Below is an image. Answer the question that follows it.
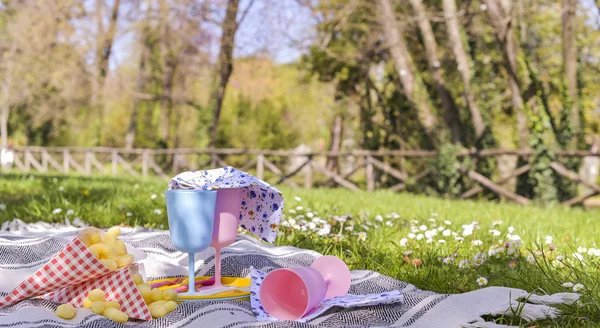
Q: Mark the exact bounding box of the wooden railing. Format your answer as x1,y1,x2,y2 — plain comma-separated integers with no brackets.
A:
3,146,600,206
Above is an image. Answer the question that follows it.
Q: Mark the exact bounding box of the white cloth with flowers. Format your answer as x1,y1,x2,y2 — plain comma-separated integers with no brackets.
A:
0,221,581,328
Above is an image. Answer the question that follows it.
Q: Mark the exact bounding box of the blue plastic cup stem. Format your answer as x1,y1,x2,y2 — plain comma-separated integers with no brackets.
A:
165,189,218,296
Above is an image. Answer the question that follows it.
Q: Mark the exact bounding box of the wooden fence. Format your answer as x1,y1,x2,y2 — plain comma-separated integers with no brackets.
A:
3,146,600,206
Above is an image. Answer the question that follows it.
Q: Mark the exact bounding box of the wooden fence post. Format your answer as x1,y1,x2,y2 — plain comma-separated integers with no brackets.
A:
256,153,264,180
366,155,374,192
142,149,149,177
112,150,118,176
63,149,70,173
304,156,313,189
84,152,92,174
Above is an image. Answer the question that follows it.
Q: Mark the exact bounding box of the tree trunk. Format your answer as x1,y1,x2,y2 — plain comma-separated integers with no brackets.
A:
94,0,121,146
485,0,529,149
207,0,240,148
409,0,462,145
326,113,344,172
562,0,579,138
376,0,438,145
125,41,148,150
442,0,486,140
158,0,176,148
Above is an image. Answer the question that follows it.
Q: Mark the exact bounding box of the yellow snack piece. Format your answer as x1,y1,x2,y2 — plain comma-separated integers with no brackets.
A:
89,243,118,261
116,254,134,268
103,307,129,323
88,247,99,259
162,288,177,301
88,289,105,302
80,235,91,247
131,273,144,285
150,305,168,318
104,234,117,248
105,301,121,310
90,233,103,245
91,301,105,315
137,283,151,299
150,288,163,302
100,259,117,271
149,300,166,308
106,226,121,238
143,296,153,306
114,240,127,256
164,300,177,312
82,297,93,309
55,303,76,319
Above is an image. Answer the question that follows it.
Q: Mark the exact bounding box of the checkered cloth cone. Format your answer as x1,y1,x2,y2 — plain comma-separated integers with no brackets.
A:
44,266,152,320
0,237,112,307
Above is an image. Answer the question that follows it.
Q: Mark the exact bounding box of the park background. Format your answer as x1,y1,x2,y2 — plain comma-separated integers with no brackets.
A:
1,0,600,326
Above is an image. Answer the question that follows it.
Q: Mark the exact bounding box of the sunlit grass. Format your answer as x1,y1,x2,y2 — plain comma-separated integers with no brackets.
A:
0,172,599,326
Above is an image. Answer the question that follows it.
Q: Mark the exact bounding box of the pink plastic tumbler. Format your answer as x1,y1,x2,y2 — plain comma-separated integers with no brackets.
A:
260,255,351,321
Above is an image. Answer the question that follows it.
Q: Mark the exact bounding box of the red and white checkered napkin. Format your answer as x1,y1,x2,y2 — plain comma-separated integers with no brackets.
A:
0,237,111,307
44,267,152,320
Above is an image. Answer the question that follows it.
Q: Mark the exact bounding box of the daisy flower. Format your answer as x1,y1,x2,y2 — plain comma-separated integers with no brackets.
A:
126,212,133,217
472,240,483,246
66,209,74,216
438,239,446,244
150,194,157,200
444,220,452,225
374,215,383,222
52,208,62,215
508,260,517,269
573,283,584,292
562,282,574,288
526,254,535,263
403,250,413,256
386,221,393,227
153,209,162,215
458,259,470,269
408,233,416,239
476,277,488,286
442,257,453,264
0,203,6,211
399,238,408,246
358,232,367,242
294,196,302,201
442,229,451,237
474,257,485,267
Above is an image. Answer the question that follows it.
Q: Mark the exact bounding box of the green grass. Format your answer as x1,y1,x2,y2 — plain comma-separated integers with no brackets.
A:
1,172,599,327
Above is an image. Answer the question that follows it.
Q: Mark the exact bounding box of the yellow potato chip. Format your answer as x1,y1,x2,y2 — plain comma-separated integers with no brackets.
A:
116,254,134,268
88,289,105,302
131,273,144,285
162,288,177,301
105,301,121,310
103,308,128,323
91,301,105,315
55,303,76,319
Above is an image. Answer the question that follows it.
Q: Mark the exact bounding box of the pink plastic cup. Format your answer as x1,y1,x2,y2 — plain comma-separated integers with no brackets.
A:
260,255,351,321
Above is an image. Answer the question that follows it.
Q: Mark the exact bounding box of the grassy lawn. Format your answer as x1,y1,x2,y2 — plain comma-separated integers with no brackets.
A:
1,172,599,327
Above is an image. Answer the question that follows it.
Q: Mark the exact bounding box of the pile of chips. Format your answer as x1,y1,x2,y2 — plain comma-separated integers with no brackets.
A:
81,226,134,271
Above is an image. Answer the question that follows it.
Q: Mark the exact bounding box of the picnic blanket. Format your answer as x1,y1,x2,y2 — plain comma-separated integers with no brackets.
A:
0,221,579,328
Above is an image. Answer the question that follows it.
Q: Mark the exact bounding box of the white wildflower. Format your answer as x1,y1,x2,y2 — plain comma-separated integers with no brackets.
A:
527,254,535,263
399,238,408,246
493,220,502,226
306,212,314,219
425,230,436,239
474,257,485,267
562,282,574,288
153,209,162,215
572,252,584,261
426,238,433,244
577,246,588,254
416,234,424,241
404,250,413,256
458,259,470,269
386,221,393,227
126,212,133,217
66,209,74,216
419,225,427,231
288,209,297,214
58,186,64,191
150,194,157,200
443,229,451,237
308,222,317,230
318,226,331,236
52,208,62,215
444,220,452,225
476,277,488,286
438,239,446,244
345,225,354,231
296,206,303,211
573,283,584,292
374,215,383,222
0,204,6,211
408,233,416,239
358,232,367,241
545,236,553,245
507,226,515,233
294,196,302,202
472,240,483,246
455,236,464,242
489,229,501,236
442,257,453,264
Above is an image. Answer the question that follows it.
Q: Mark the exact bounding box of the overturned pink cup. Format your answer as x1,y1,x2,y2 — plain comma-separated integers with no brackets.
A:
259,255,351,321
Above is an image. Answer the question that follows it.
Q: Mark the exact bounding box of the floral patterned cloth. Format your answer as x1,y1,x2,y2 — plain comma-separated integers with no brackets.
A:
249,267,404,322
168,167,284,243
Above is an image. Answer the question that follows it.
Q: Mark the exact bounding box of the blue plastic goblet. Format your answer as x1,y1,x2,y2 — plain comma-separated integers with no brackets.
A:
165,189,218,296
